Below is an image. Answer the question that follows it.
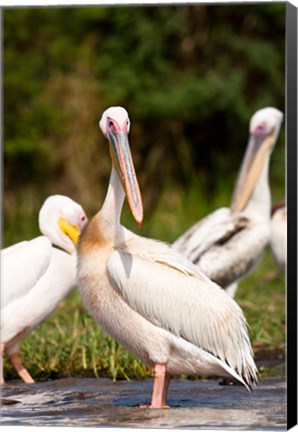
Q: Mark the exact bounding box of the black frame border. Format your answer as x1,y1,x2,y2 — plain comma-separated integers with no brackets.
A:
286,2,298,430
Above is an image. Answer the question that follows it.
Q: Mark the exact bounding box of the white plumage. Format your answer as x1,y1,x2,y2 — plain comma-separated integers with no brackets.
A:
270,202,286,271
173,107,284,297
1,194,88,384
77,107,258,409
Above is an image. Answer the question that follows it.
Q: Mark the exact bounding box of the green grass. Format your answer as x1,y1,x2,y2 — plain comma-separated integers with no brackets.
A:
3,182,285,383
237,253,285,350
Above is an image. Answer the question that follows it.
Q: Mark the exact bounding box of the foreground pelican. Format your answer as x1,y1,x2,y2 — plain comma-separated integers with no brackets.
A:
1,195,88,384
77,106,258,409
270,201,286,271
173,107,283,297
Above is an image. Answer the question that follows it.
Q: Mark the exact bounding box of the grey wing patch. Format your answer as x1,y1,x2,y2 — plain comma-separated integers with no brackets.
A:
211,215,249,245
173,207,250,266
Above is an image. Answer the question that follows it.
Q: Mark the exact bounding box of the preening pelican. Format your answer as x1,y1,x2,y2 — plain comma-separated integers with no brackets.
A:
77,106,258,409
173,107,283,297
1,195,88,384
270,201,286,271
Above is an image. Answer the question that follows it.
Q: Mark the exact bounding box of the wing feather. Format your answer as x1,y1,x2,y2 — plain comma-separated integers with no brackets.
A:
1,236,52,308
173,207,249,262
107,250,256,383
121,230,211,283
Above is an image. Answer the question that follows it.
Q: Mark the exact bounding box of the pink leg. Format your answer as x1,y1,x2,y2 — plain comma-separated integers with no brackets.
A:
9,352,35,384
150,363,171,409
0,343,4,385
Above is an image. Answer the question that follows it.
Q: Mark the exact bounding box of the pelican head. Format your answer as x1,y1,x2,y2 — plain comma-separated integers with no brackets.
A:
39,194,88,254
99,106,143,226
231,107,283,213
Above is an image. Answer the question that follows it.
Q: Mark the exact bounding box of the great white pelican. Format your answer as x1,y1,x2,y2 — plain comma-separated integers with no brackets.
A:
173,107,283,297
77,106,258,409
1,194,88,384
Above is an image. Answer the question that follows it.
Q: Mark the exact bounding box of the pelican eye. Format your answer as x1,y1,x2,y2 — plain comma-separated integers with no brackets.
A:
253,122,267,136
107,117,118,134
78,214,88,229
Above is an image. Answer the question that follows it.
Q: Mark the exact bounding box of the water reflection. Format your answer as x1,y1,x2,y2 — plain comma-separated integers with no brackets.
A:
1,378,286,430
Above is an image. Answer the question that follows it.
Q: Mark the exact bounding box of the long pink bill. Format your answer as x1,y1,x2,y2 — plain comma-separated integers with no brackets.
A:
230,132,274,213
108,131,144,226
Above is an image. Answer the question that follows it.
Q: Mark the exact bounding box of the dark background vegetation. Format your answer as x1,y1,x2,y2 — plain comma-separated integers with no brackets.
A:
3,4,286,380
3,3,285,244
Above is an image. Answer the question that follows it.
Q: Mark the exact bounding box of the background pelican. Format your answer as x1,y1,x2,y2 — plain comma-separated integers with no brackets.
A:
173,107,283,297
270,201,286,271
77,106,258,409
1,194,88,384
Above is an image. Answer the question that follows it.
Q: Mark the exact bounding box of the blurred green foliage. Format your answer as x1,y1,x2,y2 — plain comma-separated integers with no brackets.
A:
3,4,285,247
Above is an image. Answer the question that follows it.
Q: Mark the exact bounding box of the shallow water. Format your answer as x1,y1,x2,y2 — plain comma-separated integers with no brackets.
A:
1,377,286,430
